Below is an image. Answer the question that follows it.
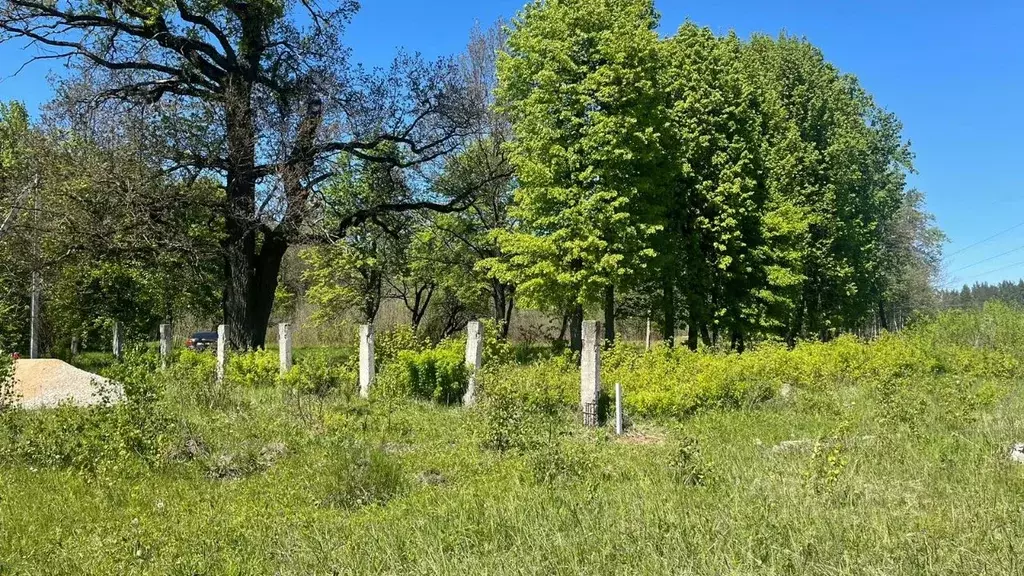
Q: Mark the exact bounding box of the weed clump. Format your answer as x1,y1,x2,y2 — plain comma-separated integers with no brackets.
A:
320,441,406,509
666,436,712,486
527,442,594,485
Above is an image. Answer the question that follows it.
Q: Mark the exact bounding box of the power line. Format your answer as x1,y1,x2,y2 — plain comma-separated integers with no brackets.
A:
944,258,1024,288
951,243,1024,274
945,219,1024,259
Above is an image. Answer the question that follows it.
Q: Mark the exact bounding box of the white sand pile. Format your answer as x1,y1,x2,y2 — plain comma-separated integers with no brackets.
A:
11,359,123,409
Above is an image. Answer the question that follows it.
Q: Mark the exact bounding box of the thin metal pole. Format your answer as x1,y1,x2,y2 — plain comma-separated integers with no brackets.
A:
29,271,40,359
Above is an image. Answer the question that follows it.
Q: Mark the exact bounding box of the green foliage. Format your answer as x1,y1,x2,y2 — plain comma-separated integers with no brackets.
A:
163,350,226,409
604,343,778,418
71,352,118,375
0,353,172,473
478,356,576,451
491,0,664,312
492,11,936,345
301,242,384,325
375,325,427,366
804,439,849,496
380,339,468,404
469,305,1024,423
0,349,15,411
281,348,357,400
224,350,279,389
4,308,1024,573
526,441,594,485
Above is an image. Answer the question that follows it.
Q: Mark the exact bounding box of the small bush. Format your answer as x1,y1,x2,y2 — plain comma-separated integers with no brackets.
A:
375,325,427,367
0,350,16,412
71,352,118,375
202,442,288,480
479,357,575,451
164,349,232,409
804,439,849,496
666,436,712,486
225,349,279,389
281,348,357,400
378,339,468,404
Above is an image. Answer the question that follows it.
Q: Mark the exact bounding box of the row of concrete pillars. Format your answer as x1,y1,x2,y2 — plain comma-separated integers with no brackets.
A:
102,318,620,431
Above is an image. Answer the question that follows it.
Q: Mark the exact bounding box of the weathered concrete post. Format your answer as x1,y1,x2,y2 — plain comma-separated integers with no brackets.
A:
463,320,483,405
70,336,79,356
159,323,172,369
216,324,227,382
112,321,124,361
581,320,601,427
29,271,40,359
278,323,293,375
645,316,653,351
359,324,375,399
615,383,624,435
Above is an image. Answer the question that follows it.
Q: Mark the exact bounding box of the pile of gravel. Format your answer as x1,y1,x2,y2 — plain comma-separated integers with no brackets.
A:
11,359,122,409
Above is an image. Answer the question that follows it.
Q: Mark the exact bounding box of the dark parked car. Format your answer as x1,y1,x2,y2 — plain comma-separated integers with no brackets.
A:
185,331,219,352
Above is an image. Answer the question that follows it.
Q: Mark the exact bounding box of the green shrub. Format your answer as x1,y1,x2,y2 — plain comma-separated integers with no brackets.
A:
479,357,576,451
225,349,279,389
375,325,427,367
603,343,776,419
479,353,579,411
666,436,712,486
281,348,357,400
202,441,288,480
71,351,118,375
0,349,15,411
804,439,848,496
163,349,231,409
379,339,468,404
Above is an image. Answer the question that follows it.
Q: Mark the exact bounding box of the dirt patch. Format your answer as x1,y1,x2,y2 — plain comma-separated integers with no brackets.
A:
617,430,667,446
11,359,121,409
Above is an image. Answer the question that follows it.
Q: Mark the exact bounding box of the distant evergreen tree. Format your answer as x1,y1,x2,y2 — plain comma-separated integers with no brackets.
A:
938,280,1024,310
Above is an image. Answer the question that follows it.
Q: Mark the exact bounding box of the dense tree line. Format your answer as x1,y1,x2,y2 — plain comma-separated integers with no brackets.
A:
0,0,943,352
938,281,1024,311
487,0,944,350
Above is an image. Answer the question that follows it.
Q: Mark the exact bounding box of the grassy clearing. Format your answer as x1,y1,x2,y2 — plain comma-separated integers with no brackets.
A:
3,308,1024,574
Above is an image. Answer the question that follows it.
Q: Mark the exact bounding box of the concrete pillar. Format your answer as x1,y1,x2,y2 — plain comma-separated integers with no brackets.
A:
359,324,375,398
29,272,41,359
112,321,124,361
278,323,292,375
463,320,483,405
645,316,652,351
159,323,172,369
216,324,227,382
615,383,624,435
70,336,79,356
581,320,601,427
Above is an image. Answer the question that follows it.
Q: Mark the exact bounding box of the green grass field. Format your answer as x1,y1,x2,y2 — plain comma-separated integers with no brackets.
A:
3,342,1024,574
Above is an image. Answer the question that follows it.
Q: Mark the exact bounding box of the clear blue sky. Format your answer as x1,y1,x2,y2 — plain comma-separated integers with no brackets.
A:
1,0,1021,288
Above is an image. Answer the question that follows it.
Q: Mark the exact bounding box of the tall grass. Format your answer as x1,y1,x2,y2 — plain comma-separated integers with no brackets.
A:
2,303,1024,574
